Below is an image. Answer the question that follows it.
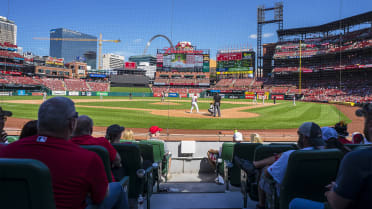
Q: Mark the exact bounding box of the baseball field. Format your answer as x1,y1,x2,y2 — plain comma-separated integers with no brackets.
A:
0,96,354,135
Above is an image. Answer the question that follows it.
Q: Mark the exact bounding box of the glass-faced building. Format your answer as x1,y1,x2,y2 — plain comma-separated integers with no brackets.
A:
49,28,97,69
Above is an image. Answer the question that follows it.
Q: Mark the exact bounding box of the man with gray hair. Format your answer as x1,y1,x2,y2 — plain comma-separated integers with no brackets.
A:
0,97,129,209
71,115,122,169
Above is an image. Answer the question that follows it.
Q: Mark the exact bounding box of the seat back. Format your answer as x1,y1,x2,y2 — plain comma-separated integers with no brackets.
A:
0,158,56,209
140,140,164,163
120,139,139,144
138,143,155,164
113,144,144,198
80,145,112,182
280,149,343,209
218,142,235,175
345,144,372,150
5,135,19,143
230,143,262,186
254,144,297,161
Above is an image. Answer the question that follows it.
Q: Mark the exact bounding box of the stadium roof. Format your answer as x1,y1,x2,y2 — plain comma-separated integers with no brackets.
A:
277,11,372,37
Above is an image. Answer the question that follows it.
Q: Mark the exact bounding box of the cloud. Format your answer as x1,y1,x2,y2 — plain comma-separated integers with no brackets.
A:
133,38,143,43
249,33,274,39
263,33,274,38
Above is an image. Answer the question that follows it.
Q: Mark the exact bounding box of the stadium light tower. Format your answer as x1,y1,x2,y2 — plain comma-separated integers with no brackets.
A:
257,2,283,78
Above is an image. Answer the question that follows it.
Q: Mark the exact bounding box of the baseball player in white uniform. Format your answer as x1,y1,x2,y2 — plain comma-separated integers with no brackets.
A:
190,95,199,113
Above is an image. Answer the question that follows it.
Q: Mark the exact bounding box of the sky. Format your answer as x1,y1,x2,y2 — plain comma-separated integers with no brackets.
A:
1,0,372,61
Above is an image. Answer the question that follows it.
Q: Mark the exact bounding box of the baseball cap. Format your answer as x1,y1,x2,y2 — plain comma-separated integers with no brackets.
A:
106,124,125,135
355,103,372,118
149,126,163,134
298,122,325,146
0,107,12,117
233,132,243,141
321,127,338,141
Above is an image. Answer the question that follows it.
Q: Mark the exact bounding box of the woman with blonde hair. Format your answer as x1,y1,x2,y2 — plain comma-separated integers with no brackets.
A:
123,129,134,140
250,133,263,143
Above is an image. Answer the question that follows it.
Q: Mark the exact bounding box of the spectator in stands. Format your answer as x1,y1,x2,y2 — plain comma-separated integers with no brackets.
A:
237,122,325,209
106,124,125,144
0,97,129,209
71,115,122,169
0,107,12,144
19,120,38,139
334,121,352,144
149,126,169,154
250,133,263,143
322,127,351,154
351,132,368,144
213,92,222,117
289,103,372,209
123,130,134,140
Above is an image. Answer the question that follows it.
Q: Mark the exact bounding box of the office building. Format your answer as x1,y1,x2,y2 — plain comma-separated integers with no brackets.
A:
49,28,97,69
102,53,124,69
0,16,17,45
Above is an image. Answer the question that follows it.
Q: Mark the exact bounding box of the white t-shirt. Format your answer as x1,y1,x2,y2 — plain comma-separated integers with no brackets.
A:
267,147,315,184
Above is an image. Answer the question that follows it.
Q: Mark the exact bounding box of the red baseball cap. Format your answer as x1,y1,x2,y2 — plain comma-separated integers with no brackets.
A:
149,126,163,134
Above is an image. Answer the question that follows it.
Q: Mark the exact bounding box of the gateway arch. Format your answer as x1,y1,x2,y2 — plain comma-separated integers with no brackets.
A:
143,34,174,55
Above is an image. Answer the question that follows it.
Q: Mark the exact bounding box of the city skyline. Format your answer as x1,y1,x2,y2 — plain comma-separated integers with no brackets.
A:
1,0,371,60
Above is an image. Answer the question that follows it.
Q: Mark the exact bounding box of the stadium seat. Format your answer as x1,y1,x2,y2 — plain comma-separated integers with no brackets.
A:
113,144,154,209
80,145,113,182
138,143,160,191
120,139,139,144
216,142,235,176
344,144,372,150
0,158,56,209
5,135,19,143
266,149,343,209
241,144,297,206
225,143,262,190
140,140,171,182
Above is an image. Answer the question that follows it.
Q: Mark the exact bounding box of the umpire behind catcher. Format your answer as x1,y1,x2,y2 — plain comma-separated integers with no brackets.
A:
213,92,221,117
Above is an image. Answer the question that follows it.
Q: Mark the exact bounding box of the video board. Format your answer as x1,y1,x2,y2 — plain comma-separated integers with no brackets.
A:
216,51,255,77
156,45,210,72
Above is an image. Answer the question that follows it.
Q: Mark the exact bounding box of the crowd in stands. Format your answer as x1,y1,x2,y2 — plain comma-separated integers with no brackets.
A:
152,86,205,95
0,75,110,92
274,28,372,60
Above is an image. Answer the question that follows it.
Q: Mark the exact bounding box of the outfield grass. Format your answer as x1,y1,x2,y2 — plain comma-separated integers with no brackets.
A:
0,98,350,130
110,87,152,93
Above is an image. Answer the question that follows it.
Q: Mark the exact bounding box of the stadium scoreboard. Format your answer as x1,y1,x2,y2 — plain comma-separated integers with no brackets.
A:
216,50,255,77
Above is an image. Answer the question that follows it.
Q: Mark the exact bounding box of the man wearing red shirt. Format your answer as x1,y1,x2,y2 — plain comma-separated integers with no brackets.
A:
70,115,122,168
0,97,128,209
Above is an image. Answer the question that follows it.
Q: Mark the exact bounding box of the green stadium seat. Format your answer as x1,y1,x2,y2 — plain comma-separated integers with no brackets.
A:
216,142,235,176
225,142,262,190
241,144,297,206
113,144,154,209
0,158,56,209
5,135,19,143
120,139,139,144
138,143,160,192
345,144,372,150
267,149,343,209
80,145,113,182
140,140,171,182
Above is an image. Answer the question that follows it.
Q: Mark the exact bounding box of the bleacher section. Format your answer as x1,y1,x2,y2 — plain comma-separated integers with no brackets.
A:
87,82,109,92
64,79,90,91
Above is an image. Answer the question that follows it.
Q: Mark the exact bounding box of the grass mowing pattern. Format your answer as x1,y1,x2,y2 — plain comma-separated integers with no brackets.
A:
110,87,152,93
0,99,350,130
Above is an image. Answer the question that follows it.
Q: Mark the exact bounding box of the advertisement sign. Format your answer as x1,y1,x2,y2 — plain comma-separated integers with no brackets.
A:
0,71,22,75
68,91,79,96
89,74,106,78
216,51,255,77
179,93,188,98
17,90,26,96
125,62,137,69
96,92,108,96
87,92,92,96
0,92,10,96
32,92,43,96
45,57,64,66
271,95,284,100
52,91,66,96
153,93,162,97
168,93,178,97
